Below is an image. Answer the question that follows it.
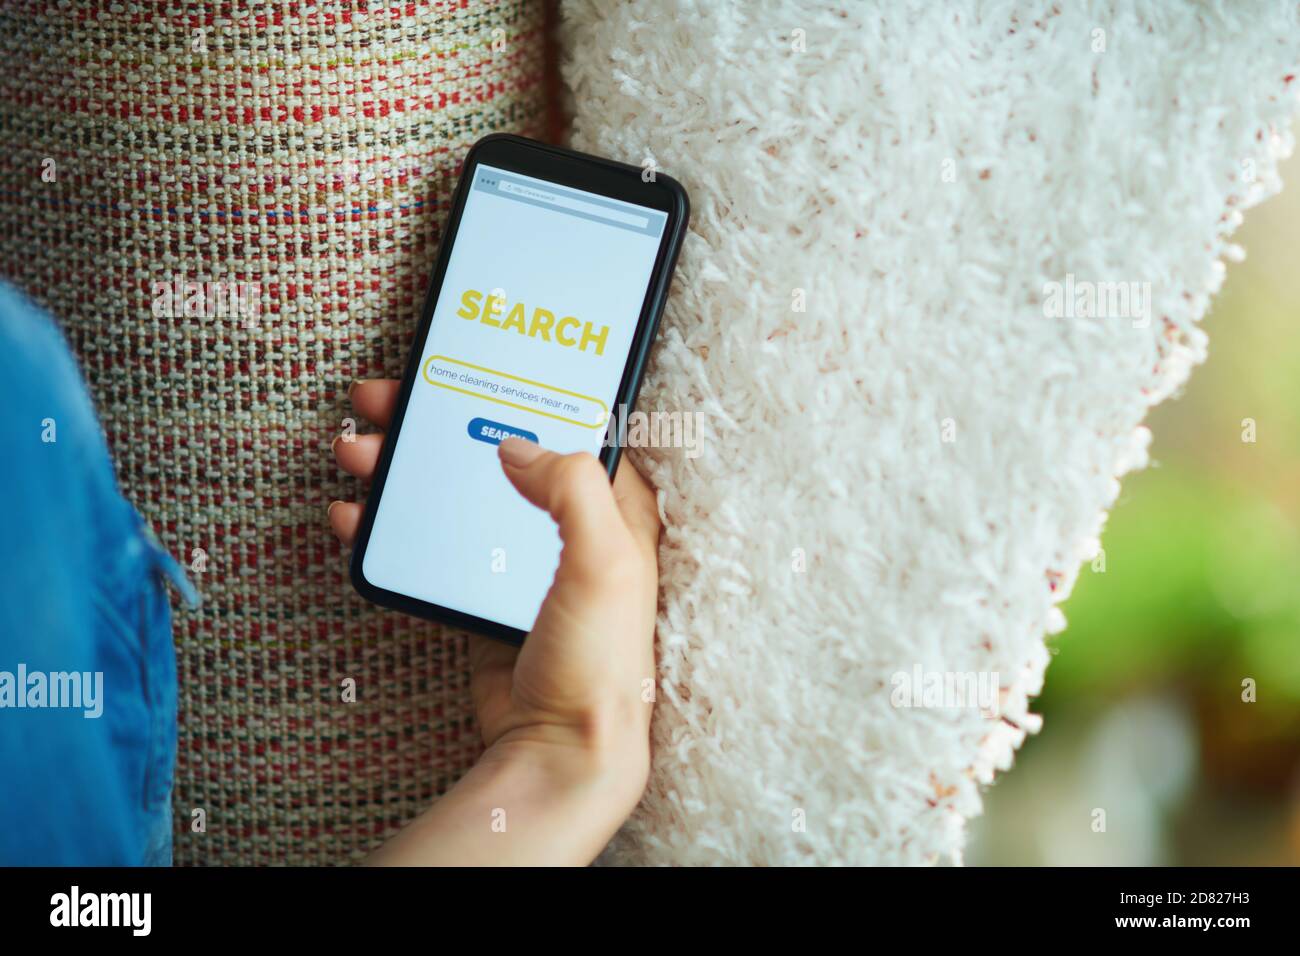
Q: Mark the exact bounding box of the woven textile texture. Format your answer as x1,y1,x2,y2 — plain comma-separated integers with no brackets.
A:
0,1,550,865
560,0,1299,864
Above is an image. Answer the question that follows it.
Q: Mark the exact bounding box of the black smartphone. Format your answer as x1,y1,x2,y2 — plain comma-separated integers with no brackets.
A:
348,133,690,644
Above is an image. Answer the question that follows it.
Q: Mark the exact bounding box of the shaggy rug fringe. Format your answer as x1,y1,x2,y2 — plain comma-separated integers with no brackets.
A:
560,0,1299,864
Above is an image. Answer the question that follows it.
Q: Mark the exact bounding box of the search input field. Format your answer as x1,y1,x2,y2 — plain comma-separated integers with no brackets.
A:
422,355,610,430
496,180,650,229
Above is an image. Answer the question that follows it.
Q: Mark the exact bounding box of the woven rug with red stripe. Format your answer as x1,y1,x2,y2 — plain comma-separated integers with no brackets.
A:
0,0,553,864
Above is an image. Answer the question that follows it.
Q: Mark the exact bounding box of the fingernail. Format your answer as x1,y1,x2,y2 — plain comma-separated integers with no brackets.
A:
327,500,342,517
331,434,341,453
348,379,366,398
498,436,544,467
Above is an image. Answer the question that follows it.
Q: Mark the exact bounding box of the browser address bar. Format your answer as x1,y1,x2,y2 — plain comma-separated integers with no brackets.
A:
498,180,649,229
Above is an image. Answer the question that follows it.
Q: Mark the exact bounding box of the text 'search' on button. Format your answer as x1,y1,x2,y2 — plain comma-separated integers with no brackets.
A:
467,417,540,446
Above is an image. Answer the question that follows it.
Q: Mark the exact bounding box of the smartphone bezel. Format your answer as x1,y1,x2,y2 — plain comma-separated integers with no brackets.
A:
347,133,689,645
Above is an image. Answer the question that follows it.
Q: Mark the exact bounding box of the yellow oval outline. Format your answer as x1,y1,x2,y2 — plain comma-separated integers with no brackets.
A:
422,355,609,429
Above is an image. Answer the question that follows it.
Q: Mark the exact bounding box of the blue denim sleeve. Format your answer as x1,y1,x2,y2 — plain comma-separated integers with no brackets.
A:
0,281,194,866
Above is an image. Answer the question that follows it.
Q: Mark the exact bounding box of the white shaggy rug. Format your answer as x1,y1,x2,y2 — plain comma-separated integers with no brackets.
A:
560,0,1300,864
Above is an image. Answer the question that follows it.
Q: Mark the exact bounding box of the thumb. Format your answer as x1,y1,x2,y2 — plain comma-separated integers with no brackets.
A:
497,437,627,574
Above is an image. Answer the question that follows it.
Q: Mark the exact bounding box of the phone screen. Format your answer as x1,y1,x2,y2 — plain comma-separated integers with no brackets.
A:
362,163,670,632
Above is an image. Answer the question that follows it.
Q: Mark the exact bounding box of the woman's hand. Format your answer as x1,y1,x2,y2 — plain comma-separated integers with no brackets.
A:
329,380,660,865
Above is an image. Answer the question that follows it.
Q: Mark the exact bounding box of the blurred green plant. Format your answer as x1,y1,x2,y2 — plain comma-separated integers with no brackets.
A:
974,152,1300,865
1048,468,1300,704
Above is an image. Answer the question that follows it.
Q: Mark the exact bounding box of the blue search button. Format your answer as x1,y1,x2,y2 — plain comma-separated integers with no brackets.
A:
468,417,539,446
